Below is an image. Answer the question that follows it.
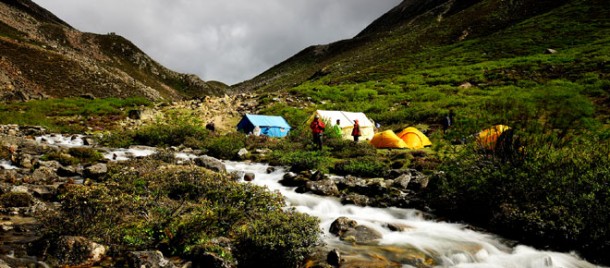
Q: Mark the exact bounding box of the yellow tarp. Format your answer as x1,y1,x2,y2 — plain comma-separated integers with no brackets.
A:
397,127,432,149
477,125,511,150
370,130,408,149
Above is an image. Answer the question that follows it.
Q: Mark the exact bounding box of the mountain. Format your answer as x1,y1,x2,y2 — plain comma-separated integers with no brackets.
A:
233,0,609,96
0,0,226,102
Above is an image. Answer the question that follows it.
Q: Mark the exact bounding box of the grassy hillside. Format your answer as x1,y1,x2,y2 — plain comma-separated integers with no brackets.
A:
238,0,609,134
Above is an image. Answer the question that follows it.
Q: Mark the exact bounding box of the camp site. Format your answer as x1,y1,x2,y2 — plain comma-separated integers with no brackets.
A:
1,0,609,267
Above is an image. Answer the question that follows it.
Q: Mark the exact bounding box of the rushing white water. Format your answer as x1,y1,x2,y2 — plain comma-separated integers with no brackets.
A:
0,159,18,170
224,161,601,268
36,134,86,147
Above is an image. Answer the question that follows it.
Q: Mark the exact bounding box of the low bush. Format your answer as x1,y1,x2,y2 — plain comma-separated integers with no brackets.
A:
234,209,321,268
332,156,389,178
204,133,247,160
39,160,321,266
426,133,610,264
269,150,331,173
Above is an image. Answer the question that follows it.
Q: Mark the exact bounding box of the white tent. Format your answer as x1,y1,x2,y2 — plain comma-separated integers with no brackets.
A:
311,110,375,141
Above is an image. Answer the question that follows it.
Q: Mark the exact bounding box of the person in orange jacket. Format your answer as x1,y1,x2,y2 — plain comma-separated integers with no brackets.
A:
310,115,326,150
351,119,361,142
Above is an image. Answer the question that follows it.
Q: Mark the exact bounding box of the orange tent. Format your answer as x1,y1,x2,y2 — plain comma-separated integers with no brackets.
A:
370,130,408,149
396,127,432,149
477,125,511,150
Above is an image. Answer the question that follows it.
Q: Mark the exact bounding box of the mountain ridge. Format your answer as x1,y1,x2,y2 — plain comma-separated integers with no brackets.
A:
0,0,226,102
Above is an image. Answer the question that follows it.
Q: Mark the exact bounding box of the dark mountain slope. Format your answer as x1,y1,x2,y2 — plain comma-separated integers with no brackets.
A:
0,0,226,101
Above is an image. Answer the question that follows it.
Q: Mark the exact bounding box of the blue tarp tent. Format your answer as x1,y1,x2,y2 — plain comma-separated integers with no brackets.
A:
236,114,291,138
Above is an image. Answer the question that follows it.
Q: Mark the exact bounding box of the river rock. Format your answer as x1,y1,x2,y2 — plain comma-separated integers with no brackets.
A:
298,180,339,196
341,193,369,206
189,241,234,268
310,170,326,181
30,185,59,201
386,223,413,232
336,175,366,191
127,250,176,268
83,163,108,180
36,160,61,170
16,154,34,169
341,225,382,245
408,172,429,191
327,249,341,266
30,166,59,183
392,173,412,190
194,156,226,173
329,217,358,237
237,148,248,159
50,236,107,266
243,172,255,181
57,165,80,177
279,172,308,187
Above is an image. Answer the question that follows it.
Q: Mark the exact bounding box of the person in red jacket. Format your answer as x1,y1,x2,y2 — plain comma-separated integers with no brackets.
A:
352,120,361,142
310,115,325,150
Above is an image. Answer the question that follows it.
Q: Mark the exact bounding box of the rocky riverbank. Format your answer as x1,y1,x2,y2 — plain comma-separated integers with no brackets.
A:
0,124,436,267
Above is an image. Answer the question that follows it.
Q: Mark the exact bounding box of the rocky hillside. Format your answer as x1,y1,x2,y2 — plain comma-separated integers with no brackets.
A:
0,0,227,102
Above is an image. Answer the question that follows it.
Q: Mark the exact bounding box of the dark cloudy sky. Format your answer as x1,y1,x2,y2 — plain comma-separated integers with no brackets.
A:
31,0,400,85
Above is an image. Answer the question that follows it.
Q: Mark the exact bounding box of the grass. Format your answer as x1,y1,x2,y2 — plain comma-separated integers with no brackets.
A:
0,97,151,132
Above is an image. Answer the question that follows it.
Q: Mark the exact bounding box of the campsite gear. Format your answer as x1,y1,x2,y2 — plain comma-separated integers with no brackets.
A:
370,130,408,149
237,114,291,138
311,110,374,141
397,127,432,149
477,125,511,150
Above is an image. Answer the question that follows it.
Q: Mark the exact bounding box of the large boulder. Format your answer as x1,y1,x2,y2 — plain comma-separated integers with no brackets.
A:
194,156,226,173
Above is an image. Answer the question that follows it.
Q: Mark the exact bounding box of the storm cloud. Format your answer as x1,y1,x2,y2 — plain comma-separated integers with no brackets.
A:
31,0,400,84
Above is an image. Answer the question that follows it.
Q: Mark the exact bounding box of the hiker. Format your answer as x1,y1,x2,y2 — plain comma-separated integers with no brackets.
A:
442,109,455,133
352,120,361,142
332,119,342,138
310,115,325,150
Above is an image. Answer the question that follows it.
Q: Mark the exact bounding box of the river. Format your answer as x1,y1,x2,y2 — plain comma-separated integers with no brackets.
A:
224,161,600,268
3,134,601,267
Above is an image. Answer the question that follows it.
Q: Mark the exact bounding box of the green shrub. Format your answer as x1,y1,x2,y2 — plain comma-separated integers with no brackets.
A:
68,147,103,164
0,192,34,207
234,209,321,268
332,156,389,178
426,132,610,262
204,133,246,160
270,150,331,173
40,160,321,266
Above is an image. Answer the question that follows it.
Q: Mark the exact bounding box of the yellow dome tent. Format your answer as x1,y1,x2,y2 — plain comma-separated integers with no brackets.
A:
477,125,511,150
370,130,408,149
397,127,432,149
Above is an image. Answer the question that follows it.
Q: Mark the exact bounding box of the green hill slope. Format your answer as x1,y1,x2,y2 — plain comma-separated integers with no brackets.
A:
235,0,610,134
